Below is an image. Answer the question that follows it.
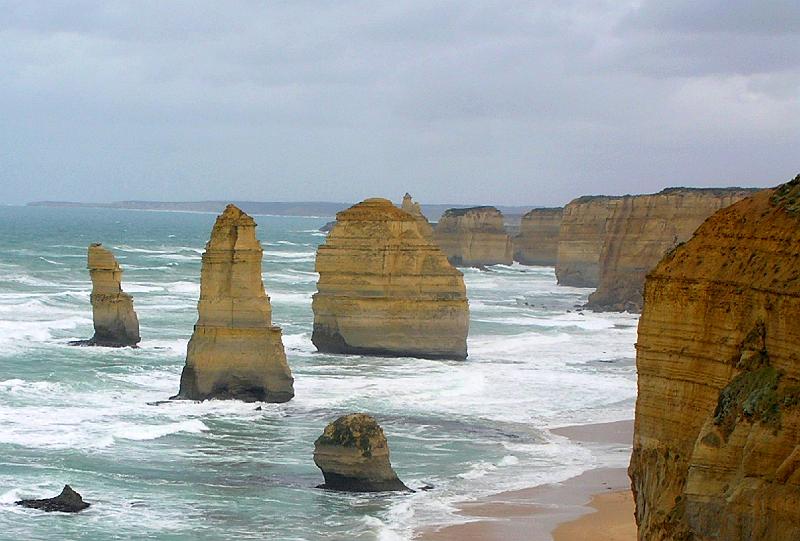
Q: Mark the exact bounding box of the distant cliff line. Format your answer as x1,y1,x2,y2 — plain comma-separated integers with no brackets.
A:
26,200,536,222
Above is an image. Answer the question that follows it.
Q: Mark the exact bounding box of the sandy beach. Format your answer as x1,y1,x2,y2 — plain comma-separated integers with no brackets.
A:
415,420,636,541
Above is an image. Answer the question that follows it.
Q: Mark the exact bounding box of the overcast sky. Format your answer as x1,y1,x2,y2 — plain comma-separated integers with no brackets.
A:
1,1,798,206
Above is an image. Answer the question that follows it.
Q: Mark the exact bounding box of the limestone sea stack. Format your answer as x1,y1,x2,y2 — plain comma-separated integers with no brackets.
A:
313,413,409,492
174,204,294,403
555,196,623,287
512,207,563,266
629,177,800,540
433,206,513,267
71,243,140,347
312,198,468,360
586,188,755,312
400,192,434,237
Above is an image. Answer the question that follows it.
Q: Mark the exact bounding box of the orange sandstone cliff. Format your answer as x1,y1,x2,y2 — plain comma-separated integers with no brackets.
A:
587,188,755,312
433,206,513,267
512,207,563,266
312,198,469,360
555,196,623,287
629,176,800,540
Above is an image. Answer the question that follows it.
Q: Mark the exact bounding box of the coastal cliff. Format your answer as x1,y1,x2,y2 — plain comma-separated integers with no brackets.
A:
401,193,434,237
587,188,755,312
433,206,512,266
175,204,294,402
312,198,469,360
629,177,800,540
512,207,562,266
555,196,623,287
72,243,140,347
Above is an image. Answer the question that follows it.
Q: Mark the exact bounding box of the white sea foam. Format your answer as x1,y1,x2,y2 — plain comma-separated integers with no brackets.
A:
113,419,209,441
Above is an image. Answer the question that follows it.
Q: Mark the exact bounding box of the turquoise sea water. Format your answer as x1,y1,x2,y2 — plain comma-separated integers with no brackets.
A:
0,206,638,540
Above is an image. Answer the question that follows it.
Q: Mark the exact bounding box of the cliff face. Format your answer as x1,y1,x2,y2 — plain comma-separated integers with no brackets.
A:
629,177,800,541
555,196,623,287
433,206,512,266
312,198,469,360
175,204,294,403
512,207,563,266
587,188,755,312
72,243,140,347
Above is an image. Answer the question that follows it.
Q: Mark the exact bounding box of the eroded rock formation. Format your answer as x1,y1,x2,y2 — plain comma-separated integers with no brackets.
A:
433,206,512,266
555,196,623,287
512,207,563,266
71,243,140,347
174,204,294,403
16,485,90,513
401,193,434,237
312,198,468,360
587,188,755,312
629,177,800,540
313,413,409,492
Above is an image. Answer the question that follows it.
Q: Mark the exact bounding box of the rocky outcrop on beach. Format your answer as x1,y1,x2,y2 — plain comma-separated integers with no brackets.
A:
433,206,512,267
401,193,434,237
512,207,563,266
312,198,468,360
313,413,409,492
555,196,623,287
586,188,755,312
16,485,90,512
70,243,140,347
174,204,294,403
629,177,800,540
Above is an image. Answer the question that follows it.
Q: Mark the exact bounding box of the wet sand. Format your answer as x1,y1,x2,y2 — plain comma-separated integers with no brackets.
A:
415,420,636,541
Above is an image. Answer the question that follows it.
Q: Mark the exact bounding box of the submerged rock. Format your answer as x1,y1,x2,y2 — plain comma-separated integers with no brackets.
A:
16,485,90,513
312,198,469,360
433,206,513,266
70,243,140,347
629,177,800,540
313,413,409,492
512,207,563,266
174,204,294,403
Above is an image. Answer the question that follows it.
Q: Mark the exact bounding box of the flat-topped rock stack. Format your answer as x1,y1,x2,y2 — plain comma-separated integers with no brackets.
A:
512,207,563,266
555,196,624,287
71,243,140,347
314,413,409,492
174,204,294,403
433,206,512,267
629,177,800,540
312,198,469,360
586,187,756,312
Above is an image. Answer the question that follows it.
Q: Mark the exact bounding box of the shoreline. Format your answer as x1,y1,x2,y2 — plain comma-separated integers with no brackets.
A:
414,419,635,541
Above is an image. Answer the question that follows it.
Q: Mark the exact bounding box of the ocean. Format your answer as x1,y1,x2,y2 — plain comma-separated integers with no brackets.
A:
0,206,638,540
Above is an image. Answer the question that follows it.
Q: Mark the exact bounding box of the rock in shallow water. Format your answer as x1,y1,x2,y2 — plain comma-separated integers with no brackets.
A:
16,485,90,513
314,413,409,492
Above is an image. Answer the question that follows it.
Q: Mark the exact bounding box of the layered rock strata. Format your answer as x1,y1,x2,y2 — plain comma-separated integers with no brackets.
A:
555,196,623,287
587,188,755,312
433,206,513,266
175,204,294,403
512,207,563,266
629,177,800,540
313,413,409,492
312,198,468,360
71,243,140,347
400,193,434,237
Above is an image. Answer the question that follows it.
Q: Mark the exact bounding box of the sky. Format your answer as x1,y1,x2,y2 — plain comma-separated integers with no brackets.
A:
1,1,798,206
